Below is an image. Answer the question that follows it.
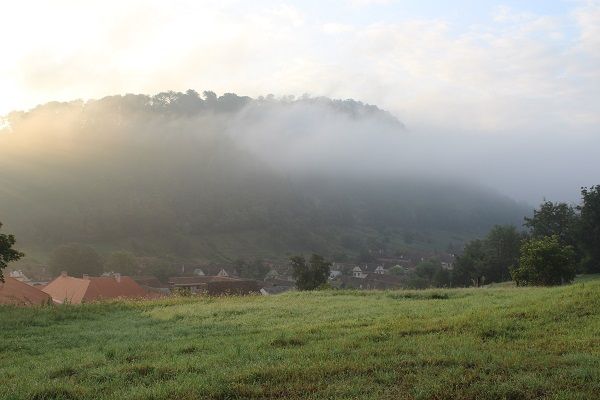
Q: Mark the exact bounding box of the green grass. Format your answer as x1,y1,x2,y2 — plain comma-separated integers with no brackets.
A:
1,278,599,399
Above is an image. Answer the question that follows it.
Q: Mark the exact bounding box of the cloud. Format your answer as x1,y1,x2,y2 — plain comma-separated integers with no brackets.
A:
1,0,598,136
347,0,394,7
0,0,599,202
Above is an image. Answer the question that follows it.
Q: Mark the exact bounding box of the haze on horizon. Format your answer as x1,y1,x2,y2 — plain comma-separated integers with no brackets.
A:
1,0,599,204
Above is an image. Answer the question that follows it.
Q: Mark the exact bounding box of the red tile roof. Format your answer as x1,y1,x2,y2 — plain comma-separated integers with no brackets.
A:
0,277,52,306
42,275,148,304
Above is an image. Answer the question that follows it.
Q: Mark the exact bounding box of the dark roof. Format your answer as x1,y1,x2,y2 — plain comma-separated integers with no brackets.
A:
132,276,169,289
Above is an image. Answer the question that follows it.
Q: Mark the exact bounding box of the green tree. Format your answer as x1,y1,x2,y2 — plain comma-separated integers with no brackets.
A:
138,256,179,283
49,243,103,277
404,273,429,289
484,225,523,282
0,222,24,282
510,235,576,286
578,186,600,273
524,201,579,245
452,239,488,287
235,258,269,280
452,225,522,286
415,259,441,282
433,268,452,287
290,254,331,290
388,265,404,276
104,251,139,275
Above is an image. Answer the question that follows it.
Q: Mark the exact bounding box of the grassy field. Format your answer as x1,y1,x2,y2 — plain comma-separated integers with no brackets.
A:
1,278,599,400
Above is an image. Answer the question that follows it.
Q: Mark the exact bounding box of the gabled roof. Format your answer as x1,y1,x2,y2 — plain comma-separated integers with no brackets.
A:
42,275,147,304
84,276,147,300
42,276,89,304
0,277,52,306
217,268,229,277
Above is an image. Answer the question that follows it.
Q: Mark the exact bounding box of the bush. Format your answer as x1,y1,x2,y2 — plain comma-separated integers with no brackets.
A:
510,235,576,286
290,254,331,291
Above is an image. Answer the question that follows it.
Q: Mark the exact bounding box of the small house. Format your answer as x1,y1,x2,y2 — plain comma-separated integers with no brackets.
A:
352,266,367,279
374,265,386,275
217,269,229,277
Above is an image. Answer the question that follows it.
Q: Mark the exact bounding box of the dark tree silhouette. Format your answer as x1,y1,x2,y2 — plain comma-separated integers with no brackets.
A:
0,222,24,282
49,243,103,277
290,254,331,290
578,186,600,273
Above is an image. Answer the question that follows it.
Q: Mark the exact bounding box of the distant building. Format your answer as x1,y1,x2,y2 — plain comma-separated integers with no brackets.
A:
352,266,367,279
329,270,342,279
441,262,453,270
193,268,205,276
8,270,31,283
217,269,229,277
42,272,148,304
374,265,386,275
0,277,51,306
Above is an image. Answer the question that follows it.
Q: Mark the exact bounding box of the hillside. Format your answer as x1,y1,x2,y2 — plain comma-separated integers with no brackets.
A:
0,91,529,264
1,277,599,399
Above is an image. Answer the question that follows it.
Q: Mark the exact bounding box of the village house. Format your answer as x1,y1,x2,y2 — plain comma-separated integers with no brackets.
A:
329,270,342,279
352,266,368,279
0,277,52,306
217,268,229,277
374,265,386,275
441,262,453,270
42,272,148,304
8,270,31,283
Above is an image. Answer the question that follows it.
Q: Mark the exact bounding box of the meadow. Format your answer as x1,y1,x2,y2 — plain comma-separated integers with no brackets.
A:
1,277,599,400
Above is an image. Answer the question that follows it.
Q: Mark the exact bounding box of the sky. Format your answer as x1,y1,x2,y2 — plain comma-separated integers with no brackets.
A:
1,0,599,203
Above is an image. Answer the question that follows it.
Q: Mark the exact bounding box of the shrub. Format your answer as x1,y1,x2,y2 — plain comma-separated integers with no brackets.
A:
510,235,576,286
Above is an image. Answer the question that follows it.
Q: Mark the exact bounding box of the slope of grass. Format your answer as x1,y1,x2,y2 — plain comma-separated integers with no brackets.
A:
1,278,599,399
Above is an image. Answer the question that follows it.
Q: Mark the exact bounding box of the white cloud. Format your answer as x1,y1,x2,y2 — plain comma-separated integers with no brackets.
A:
322,22,354,34
0,0,598,140
347,0,394,7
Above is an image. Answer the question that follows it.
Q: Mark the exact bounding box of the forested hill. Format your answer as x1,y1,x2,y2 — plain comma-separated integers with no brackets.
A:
0,91,529,263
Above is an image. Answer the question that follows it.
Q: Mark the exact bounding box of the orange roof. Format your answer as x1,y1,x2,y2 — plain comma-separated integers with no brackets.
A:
42,275,148,304
0,277,52,306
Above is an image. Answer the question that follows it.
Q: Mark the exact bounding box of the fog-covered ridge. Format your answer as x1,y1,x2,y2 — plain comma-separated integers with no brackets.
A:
0,91,528,262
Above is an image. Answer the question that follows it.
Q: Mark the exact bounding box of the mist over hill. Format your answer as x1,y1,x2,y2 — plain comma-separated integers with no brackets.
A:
0,91,529,264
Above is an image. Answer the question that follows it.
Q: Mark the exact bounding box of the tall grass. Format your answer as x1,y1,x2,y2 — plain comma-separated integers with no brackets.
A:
1,278,599,399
